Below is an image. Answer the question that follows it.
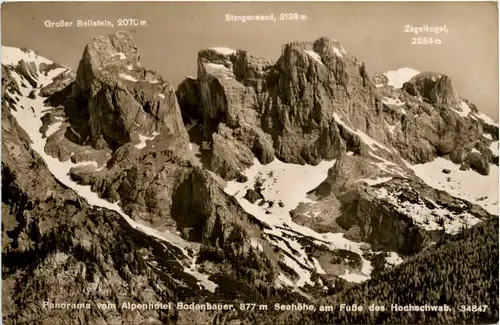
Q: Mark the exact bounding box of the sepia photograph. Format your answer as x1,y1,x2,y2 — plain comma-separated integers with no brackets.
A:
1,1,499,324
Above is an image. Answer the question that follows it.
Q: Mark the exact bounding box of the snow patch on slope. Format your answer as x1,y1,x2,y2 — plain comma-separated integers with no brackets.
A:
183,256,218,293
490,141,499,156
340,270,368,283
384,67,420,89
358,177,393,186
45,121,63,138
233,158,333,216
385,120,398,134
205,62,231,71
383,97,405,106
475,112,499,127
304,50,323,64
250,240,264,252
135,132,160,149
376,187,482,235
1,46,52,66
333,112,390,152
411,157,498,215
368,152,408,178
332,46,344,58
450,100,471,118
111,52,127,60
210,47,236,55
386,252,404,266
118,73,138,82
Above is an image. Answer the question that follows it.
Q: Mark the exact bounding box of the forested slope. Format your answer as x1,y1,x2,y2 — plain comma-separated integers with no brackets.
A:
248,218,499,324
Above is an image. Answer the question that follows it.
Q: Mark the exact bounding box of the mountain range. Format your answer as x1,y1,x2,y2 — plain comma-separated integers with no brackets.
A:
1,31,498,325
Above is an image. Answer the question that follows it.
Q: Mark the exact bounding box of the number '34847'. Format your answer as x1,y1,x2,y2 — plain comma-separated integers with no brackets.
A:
460,305,488,312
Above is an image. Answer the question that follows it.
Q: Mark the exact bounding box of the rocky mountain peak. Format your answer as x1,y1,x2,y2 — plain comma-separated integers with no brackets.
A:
313,37,348,58
279,37,348,70
403,71,458,105
67,31,189,150
431,74,458,104
75,31,140,94
198,47,237,61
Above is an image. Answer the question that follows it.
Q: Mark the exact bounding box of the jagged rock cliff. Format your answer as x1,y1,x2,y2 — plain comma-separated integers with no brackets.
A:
178,38,498,181
179,39,389,177
70,31,189,150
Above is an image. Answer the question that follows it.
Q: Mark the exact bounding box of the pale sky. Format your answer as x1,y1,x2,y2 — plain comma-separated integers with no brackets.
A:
2,2,498,120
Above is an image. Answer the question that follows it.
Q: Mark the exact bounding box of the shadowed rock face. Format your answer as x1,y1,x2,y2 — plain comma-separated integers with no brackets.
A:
176,76,204,122
403,72,458,105
261,38,383,165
